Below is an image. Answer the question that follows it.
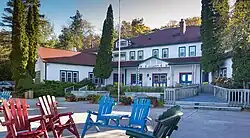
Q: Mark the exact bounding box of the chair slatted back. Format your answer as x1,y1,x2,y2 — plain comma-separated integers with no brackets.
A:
0,91,11,101
153,105,183,138
2,99,30,135
129,98,151,127
38,95,58,116
96,96,115,121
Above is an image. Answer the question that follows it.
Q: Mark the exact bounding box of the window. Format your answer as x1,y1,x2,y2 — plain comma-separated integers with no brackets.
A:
113,73,124,84
67,72,72,82
60,71,66,82
179,73,192,85
130,51,135,60
152,74,167,87
152,49,159,57
179,47,186,57
189,46,196,57
73,72,78,82
162,48,169,58
137,50,144,60
131,74,143,85
60,70,79,82
113,52,126,61
89,72,104,85
116,40,128,48
219,68,227,77
131,74,137,85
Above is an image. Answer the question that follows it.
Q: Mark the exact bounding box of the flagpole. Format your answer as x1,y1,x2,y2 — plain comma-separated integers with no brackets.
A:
117,0,121,103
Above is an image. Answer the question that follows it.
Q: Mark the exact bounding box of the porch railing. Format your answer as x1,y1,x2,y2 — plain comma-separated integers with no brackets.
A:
164,85,199,103
212,85,250,107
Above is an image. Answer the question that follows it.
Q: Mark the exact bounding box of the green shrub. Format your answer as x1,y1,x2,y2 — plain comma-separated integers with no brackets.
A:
120,96,132,105
32,79,96,98
87,94,101,104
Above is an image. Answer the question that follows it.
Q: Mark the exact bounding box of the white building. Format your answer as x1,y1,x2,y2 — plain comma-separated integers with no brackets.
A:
35,19,233,87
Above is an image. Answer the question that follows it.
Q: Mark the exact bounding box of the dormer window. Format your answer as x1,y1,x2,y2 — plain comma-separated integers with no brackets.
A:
116,39,129,48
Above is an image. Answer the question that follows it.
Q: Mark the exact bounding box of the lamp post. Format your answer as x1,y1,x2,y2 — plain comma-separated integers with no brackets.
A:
117,0,121,103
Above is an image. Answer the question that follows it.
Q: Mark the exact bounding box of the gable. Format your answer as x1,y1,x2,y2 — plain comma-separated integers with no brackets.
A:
139,57,169,69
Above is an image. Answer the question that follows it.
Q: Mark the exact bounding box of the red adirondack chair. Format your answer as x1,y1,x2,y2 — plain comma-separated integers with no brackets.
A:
37,95,80,138
0,98,48,138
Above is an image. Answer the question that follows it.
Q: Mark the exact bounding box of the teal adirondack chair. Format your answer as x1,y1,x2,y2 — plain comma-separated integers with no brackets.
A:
0,91,12,101
81,98,151,138
121,98,151,131
126,105,183,138
81,96,115,137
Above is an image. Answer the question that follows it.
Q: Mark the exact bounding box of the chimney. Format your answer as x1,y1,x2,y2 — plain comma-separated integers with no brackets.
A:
179,19,186,34
72,47,77,52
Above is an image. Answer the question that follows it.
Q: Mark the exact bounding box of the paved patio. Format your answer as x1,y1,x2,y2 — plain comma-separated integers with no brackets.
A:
0,98,250,138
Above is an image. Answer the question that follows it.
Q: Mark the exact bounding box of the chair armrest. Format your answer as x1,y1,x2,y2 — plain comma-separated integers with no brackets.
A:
126,130,155,138
0,119,14,126
147,116,152,121
57,112,74,117
87,110,98,115
28,115,46,122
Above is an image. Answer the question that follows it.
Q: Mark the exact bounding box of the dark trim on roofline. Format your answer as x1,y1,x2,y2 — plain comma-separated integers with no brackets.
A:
113,40,201,51
44,61,95,67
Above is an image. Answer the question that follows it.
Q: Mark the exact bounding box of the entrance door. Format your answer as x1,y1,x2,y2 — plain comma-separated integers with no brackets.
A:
179,73,192,85
152,74,167,87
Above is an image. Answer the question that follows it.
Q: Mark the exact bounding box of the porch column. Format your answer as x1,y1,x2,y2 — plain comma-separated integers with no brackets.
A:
137,67,140,86
168,65,172,87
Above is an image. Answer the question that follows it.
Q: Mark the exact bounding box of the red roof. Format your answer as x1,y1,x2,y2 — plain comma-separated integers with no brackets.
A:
38,47,96,66
38,47,80,59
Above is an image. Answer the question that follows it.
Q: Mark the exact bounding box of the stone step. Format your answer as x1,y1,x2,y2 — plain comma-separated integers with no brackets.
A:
164,104,242,111
175,101,229,107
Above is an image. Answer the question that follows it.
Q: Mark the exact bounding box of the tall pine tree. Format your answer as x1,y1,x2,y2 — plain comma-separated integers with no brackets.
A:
26,0,39,78
93,4,114,79
230,0,250,88
201,0,223,74
10,0,29,83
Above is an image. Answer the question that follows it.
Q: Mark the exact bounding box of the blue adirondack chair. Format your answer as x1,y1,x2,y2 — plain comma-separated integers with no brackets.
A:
81,96,115,137
0,91,12,102
81,98,151,138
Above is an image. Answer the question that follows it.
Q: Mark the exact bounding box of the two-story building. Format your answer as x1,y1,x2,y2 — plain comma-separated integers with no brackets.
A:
36,19,215,87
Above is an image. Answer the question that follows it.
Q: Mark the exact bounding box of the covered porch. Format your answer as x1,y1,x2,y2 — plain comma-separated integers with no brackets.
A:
108,57,201,87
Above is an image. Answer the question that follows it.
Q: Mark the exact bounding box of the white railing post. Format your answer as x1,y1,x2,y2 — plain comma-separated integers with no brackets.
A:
173,89,176,102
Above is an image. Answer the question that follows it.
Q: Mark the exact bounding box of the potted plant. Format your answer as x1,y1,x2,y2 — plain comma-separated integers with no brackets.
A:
65,93,76,102
147,96,158,108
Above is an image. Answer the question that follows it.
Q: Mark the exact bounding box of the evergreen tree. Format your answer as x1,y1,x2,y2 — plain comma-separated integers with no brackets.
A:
93,4,114,79
229,0,250,88
26,0,39,78
201,0,223,73
10,0,29,83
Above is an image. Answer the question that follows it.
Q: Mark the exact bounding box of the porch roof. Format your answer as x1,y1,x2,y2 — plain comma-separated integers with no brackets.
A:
112,56,201,68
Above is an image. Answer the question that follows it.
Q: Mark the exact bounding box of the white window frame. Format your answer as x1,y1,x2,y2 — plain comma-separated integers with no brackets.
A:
73,72,79,82
152,49,159,57
130,51,135,60
137,50,143,60
189,46,196,57
162,48,169,58
60,71,66,82
67,72,72,82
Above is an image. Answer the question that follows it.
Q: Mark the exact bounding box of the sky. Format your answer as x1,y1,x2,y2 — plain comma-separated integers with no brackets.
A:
0,0,236,36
